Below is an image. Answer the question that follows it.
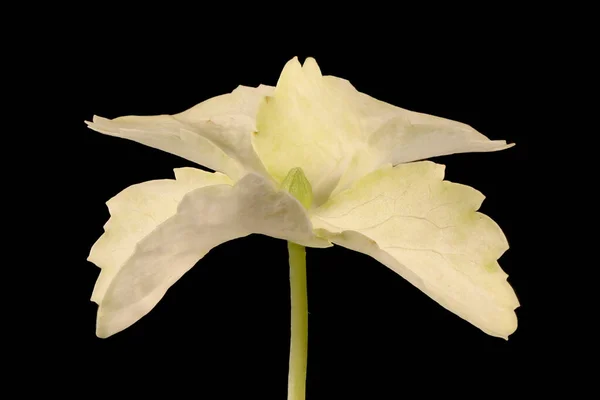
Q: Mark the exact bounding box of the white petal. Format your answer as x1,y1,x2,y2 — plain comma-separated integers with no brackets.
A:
251,57,511,203
86,84,274,180
88,168,233,304
325,76,513,195
324,75,512,161
312,161,519,339
175,85,273,176
252,57,364,204
90,170,330,338
368,109,514,165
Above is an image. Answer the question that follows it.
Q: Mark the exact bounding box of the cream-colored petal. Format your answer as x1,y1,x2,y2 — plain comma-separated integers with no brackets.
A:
252,57,511,204
86,84,274,181
175,85,273,177
252,57,363,204
368,111,514,165
324,75,512,161
89,170,330,338
324,76,513,196
88,168,233,304
312,161,519,339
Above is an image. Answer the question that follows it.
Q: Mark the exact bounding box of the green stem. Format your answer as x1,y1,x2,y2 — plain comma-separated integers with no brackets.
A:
287,242,308,400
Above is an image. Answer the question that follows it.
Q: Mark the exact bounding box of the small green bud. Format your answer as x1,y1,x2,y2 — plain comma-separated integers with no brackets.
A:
281,167,313,209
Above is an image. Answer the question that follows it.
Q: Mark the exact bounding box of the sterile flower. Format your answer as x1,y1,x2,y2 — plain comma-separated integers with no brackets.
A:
86,56,518,343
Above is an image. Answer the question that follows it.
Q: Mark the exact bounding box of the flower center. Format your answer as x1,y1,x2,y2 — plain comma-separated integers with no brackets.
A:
281,167,313,210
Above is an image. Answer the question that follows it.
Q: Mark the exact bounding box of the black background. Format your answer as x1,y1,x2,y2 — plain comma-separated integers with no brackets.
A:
56,26,539,398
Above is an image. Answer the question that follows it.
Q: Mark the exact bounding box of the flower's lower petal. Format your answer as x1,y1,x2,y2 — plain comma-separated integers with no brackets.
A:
312,161,519,339
89,171,330,338
86,85,274,181
88,168,233,305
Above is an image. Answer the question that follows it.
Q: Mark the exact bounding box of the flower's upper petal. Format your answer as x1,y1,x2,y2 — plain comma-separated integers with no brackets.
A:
252,57,364,205
89,168,330,338
252,57,512,203
324,76,513,162
311,161,519,339
86,85,274,181
322,76,514,196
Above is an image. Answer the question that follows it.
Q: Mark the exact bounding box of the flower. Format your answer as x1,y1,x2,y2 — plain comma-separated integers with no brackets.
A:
86,56,518,340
